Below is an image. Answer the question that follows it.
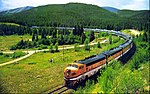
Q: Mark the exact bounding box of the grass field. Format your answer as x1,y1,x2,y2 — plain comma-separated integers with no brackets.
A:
121,29,143,36
0,32,113,51
0,35,121,65
0,54,13,64
0,52,27,64
0,22,20,26
0,34,32,51
0,38,124,93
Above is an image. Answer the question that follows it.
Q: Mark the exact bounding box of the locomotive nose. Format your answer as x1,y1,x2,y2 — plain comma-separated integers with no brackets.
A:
66,69,71,76
64,63,79,78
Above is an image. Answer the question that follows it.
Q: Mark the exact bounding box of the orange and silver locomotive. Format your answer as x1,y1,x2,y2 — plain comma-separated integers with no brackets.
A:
64,63,85,86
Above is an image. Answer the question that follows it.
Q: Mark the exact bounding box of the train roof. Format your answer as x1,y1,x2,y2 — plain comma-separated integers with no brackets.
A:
119,39,132,48
78,54,105,66
110,32,128,39
103,47,122,56
77,30,132,66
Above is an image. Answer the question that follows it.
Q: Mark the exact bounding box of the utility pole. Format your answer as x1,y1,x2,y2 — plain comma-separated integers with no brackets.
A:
62,24,65,61
96,33,98,42
63,45,64,61
62,20,69,61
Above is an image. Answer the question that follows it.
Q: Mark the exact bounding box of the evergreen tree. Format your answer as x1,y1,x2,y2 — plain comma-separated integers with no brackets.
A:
17,39,25,49
73,25,77,35
89,31,95,41
84,38,90,51
35,29,39,41
81,33,86,44
97,42,101,48
52,29,57,38
55,42,59,52
32,33,35,41
49,44,54,53
33,41,37,47
35,34,38,41
109,34,112,44
41,29,46,39
80,25,84,35
142,32,148,42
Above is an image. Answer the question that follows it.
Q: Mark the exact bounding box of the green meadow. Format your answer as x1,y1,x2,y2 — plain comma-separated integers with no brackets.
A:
0,38,124,93
0,34,32,51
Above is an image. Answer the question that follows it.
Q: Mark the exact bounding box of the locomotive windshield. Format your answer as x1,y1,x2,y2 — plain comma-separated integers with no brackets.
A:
68,64,78,68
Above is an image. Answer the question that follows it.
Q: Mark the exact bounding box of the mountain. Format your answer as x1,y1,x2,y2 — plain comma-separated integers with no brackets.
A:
131,10,150,18
0,6,33,15
0,3,119,27
102,7,148,18
102,7,119,13
0,3,148,31
117,10,145,17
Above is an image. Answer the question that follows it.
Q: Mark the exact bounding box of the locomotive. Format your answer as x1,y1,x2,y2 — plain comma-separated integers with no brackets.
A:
64,29,133,87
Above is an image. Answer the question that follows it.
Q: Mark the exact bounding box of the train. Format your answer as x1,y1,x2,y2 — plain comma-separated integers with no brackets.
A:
64,29,133,87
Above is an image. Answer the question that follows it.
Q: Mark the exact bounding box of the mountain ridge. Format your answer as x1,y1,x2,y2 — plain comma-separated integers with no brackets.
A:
0,3,119,26
0,6,33,15
0,3,149,31
102,7,119,13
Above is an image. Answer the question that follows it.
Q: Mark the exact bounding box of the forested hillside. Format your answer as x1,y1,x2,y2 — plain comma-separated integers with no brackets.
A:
0,3,149,31
117,10,142,17
0,3,118,27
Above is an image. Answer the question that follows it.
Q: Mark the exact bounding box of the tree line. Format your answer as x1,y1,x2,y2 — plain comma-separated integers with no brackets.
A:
10,25,95,50
0,24,31,35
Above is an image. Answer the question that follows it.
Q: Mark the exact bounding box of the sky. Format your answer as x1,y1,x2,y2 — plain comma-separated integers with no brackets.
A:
0,0,149,11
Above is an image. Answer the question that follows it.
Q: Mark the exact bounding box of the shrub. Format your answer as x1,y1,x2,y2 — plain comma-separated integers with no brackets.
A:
4,54,10,57
113,38,119,43
55,43,59,52
39,44,47,49
12,51,26,58
74,43,79,52
10,45,17,50
0,52,3,55
49,44,54,53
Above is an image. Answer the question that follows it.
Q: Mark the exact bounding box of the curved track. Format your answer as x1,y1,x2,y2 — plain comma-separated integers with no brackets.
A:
47,28,134,93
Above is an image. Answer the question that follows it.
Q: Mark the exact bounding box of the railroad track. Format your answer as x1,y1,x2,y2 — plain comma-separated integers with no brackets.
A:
48,85,69,94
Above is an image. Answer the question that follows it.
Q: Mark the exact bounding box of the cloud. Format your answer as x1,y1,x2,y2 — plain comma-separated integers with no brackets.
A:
96,0,130,8
0,0,149,11
121,0,149,10
96,0,149,10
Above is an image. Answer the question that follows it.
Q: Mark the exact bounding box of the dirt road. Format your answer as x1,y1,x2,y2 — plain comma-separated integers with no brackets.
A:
0,41,106,67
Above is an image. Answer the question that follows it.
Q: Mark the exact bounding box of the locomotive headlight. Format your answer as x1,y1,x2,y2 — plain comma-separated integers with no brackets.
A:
66,73,69,76
66,69,71,77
